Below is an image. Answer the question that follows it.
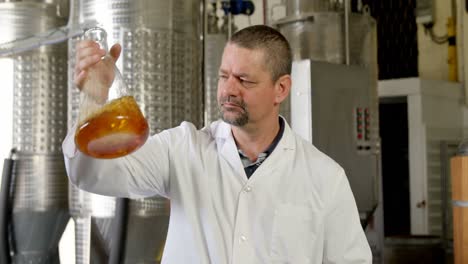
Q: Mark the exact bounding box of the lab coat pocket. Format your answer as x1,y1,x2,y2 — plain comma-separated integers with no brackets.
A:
270,204,321,264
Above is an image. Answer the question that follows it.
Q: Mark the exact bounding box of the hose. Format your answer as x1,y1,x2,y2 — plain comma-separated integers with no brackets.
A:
0,149,16,264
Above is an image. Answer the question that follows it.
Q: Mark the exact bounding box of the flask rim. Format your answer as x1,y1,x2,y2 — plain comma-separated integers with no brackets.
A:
84,27,108,50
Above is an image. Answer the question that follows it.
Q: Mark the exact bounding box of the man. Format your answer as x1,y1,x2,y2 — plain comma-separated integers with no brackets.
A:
64,25,372,263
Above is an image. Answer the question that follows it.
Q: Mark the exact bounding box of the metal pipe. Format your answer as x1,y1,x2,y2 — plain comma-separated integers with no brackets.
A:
108,198,128,264
201,0,207,126
271,13,314,27
440,141,449,252
452,0,457,19
456,0,464,82
89,220,109,263
228,13,232,37
344,0,350,65
447,16,458,81
0,20,97,57
74,217,91,264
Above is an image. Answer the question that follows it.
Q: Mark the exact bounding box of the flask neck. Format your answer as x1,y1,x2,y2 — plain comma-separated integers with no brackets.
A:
84,27,108,51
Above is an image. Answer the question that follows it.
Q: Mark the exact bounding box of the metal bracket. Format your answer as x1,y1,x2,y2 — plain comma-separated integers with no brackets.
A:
272,13,314,27
453,200,468,207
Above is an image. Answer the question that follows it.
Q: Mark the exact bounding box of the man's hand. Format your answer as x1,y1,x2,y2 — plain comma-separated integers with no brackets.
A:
74,40,122,90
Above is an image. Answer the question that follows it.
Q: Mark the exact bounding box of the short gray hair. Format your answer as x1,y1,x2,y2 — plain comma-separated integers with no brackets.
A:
228,25,292,82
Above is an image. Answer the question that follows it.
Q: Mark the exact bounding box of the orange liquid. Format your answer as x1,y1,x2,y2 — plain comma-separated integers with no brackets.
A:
75,96,149,159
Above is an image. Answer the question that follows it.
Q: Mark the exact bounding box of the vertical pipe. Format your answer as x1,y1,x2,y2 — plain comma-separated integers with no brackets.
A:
201,0,206,127
452,0,457,20
108,198,128,264
448,0,458,82
456,0,465,87
344,0,350,65
74,217,91,264
447,16,458,81
440,142,450,252
228,13,232,37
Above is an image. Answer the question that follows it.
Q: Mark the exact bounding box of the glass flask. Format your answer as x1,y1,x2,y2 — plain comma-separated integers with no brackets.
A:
75,27,149,159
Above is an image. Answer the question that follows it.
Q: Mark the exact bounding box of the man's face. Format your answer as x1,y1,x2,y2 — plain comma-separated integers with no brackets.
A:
217,43,278,127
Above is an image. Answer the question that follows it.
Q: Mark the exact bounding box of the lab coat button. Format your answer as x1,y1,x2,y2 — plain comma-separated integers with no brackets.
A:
240,235,247,242
244,186,252,192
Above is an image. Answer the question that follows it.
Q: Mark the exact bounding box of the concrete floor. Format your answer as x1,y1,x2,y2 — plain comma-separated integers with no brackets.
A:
383,237,453,264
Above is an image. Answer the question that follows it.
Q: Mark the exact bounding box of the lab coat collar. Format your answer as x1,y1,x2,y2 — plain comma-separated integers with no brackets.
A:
211,116,296,179
211,116,295,150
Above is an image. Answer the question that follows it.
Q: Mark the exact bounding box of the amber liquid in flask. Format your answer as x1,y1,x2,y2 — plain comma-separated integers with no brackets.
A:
75,96,149,159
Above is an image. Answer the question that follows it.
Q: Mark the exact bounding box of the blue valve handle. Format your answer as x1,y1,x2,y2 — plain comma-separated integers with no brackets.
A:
221,0,255,16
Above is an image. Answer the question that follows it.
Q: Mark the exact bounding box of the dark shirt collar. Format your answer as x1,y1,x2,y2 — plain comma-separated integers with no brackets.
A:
263,117,285,156
238,117,285,175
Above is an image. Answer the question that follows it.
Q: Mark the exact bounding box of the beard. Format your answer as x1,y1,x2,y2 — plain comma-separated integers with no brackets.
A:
218,96,249,126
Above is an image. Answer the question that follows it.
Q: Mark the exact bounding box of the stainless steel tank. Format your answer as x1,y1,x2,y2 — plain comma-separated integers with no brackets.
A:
204,5,227,125
0,2,69,263
120,2,202,262
276,0,376,65
204,33,226,124
68,0,202,263
284,0,347,15
275,4,377,124
67,1,128,263
278,12,345,63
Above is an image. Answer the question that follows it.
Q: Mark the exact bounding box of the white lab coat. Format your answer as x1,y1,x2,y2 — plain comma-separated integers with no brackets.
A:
63,119,372,264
